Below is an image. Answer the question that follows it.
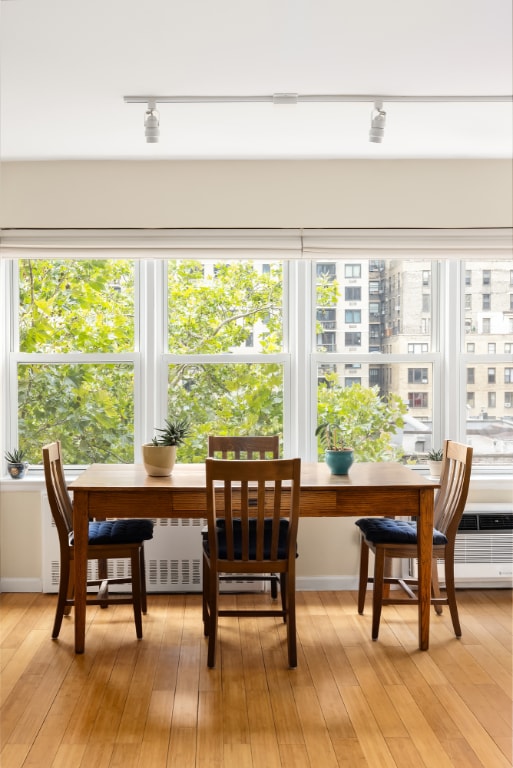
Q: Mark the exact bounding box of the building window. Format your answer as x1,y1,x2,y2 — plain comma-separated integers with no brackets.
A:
408,368,428,384
422,294,430,312
369,280,380,294
483,269,491,285
344,332,361,346
487,342,496,353
422,270,430,286
345,309,361,323
317,308,336,329
465,270,472,286
318,332,337,352
467,343,475,353
467,368,475,385
465,294,472,310
467,392,475,408
344,377,361,387
506,343,513,354
488,368,496,384
408,392,428,408
316,263,337,281
483,318,491,334
482,294,491,310
505,392,513,408
505,368,513,384
344,264,361,279
488,392,496,409
408,343,429,354
345,286,361,301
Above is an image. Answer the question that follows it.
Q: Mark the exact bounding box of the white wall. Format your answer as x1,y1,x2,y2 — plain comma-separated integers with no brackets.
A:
1,159,512,228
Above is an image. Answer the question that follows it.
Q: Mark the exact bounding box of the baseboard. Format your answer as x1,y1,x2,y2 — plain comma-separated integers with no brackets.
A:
0,578,43,593
296,575,358,591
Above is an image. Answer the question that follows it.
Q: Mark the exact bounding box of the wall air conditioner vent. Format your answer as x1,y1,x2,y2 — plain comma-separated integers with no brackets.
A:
478,513,513,531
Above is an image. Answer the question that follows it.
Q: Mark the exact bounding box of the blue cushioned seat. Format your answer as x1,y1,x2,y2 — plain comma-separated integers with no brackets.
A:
203,518,292,559
355,517,448,546
69,519,154,545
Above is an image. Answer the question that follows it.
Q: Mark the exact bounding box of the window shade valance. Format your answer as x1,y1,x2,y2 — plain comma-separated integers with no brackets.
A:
0,228,511,260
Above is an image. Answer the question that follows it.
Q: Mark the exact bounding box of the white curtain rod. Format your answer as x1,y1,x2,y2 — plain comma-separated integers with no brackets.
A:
124,94,512,104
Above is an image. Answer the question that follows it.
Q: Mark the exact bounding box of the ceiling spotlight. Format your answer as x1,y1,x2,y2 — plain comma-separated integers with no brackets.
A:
144,100,160,143
369,101,386,143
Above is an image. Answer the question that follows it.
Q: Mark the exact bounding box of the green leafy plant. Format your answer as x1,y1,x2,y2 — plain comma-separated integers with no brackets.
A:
315,423,351,451
4,448,26,464
151,418,191,447
427,448,443,461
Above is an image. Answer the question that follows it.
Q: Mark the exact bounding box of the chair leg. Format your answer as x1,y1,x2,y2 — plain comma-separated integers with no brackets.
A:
52,554,71,638
131,549,143,639
202,552,210,636
207,572,219,668
280,573,287,621
285,571,297,668
443,547,462,637
372,547,386,640
431,558,443,615
140,546,148,614
357,537,369,614
270,573,279,599
98,558,109,608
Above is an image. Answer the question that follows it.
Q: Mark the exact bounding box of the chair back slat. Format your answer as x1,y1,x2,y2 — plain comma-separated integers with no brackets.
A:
43,441,74,549
434,439,473,539
206,457,301,566
208,435,279,460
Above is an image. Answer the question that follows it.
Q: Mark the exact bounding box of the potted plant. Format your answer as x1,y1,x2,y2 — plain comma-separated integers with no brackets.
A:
4,448,29,479
315,423,354,475
427,447,444,478
142,417,191,476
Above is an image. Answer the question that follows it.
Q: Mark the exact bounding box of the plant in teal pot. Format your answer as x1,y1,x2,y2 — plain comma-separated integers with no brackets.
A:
5,448,29,479
315,423,354,475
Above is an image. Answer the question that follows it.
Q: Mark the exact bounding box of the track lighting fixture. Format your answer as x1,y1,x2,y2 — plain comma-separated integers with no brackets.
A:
144,100,160,143
124,93,510,145
369,101,386,143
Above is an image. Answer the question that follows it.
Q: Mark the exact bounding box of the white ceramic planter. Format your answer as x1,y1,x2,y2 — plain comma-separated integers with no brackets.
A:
428,460,443,478
142,444,177,476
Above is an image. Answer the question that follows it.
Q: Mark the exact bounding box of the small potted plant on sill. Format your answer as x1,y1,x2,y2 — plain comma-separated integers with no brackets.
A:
4,448,29,479
427,447,444,478
315,422,354,475
142,417,191,476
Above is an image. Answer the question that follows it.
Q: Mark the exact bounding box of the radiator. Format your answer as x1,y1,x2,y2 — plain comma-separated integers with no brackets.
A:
409,503,513,588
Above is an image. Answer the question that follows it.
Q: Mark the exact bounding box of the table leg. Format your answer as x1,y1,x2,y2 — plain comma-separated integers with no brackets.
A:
73,489,89,653
417,488,434,650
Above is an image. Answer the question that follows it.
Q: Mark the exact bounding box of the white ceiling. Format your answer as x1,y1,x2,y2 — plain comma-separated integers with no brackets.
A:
1,0,512,160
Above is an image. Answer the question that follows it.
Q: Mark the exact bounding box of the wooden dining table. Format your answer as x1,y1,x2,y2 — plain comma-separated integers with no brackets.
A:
69,461,440,653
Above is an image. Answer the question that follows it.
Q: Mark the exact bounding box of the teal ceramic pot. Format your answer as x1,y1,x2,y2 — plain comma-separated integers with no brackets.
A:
324,449,354,476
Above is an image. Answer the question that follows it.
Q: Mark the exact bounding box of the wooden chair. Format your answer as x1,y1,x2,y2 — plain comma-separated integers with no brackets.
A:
207,435,282,599
42,441,154,640
202,456,301,668
356,439,473,640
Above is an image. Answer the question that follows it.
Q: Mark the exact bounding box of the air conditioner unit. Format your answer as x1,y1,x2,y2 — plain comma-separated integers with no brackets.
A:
505,403,511,408
409,503,513,588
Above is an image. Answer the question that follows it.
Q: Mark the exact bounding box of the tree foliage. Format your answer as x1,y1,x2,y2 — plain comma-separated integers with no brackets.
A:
317,378,407,462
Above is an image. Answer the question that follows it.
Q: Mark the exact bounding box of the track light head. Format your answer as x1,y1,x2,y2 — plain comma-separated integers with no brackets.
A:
144,101,160,143
369,101,386,143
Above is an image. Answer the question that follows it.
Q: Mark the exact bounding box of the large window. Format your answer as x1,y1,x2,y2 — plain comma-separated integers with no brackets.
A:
4,246,513,470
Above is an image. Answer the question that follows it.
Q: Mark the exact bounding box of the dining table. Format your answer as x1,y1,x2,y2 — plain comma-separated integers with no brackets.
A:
69,461,440,653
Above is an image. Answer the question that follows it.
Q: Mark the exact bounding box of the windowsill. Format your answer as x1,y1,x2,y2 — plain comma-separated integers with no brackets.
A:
1,467,512,493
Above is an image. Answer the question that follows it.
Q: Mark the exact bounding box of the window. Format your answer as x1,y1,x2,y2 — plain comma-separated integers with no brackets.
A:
345,286,361,301
422,270,430,286
422,294,430,312
465,270,472,286
408,368,428,384
5,244,512,470
344,264,361,279
483,294,491,310
483,269,491,285
408,392,428,408
465,294,472,310
344,332,361,346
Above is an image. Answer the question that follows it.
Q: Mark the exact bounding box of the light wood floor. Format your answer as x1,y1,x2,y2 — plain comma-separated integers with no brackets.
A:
1,589,511,768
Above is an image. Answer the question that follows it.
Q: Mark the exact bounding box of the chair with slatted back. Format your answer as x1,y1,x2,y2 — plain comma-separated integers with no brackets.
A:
355,439,473,640
202,456,301,668
207,435,282,600
43,441,154,640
